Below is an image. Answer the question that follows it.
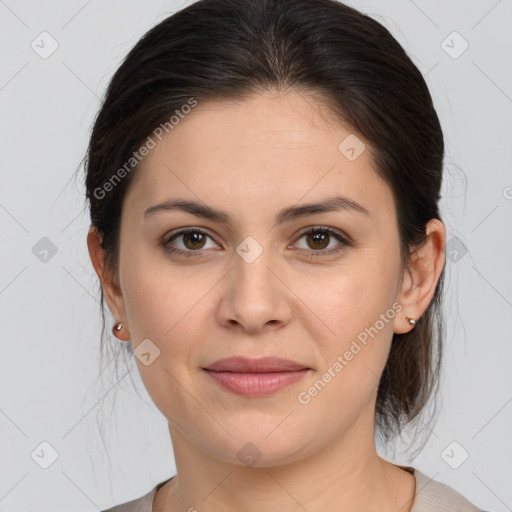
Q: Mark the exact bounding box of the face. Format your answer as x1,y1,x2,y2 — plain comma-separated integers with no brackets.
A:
103,90,411,466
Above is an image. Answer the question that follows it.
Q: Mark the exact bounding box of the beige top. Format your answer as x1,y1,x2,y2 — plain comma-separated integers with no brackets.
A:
102,466,490,511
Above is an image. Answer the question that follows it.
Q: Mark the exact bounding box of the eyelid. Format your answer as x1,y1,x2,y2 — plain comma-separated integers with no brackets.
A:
162,225,351,257
163,226,221,251
290,226,351,257
291,225,352,246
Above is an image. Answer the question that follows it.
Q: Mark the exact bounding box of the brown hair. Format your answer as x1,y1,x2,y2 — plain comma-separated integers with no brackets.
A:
83,0,445,452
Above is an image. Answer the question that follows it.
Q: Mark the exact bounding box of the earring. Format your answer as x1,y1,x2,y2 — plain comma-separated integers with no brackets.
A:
407,317,417,326
112,321,130,341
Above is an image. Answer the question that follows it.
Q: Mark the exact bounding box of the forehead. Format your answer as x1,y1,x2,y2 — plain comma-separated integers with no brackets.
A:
123,90,395,227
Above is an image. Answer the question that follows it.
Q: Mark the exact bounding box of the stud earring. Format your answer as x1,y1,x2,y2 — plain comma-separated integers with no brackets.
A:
112,321,130,341
407,317,417,326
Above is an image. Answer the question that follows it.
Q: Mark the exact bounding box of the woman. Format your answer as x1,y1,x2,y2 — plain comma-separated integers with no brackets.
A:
85,0,491,510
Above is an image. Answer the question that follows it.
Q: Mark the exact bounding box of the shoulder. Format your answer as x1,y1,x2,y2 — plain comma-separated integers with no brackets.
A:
101,488,156,512
102,476,174,512
411,468,492,512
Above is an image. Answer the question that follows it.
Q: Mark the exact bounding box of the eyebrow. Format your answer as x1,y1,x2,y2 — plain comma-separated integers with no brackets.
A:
143,195,371,225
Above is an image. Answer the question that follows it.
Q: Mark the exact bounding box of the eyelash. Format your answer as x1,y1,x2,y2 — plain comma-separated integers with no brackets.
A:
162,226,351,259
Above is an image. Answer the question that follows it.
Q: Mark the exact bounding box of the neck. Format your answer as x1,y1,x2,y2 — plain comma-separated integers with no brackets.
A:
154,415,416,512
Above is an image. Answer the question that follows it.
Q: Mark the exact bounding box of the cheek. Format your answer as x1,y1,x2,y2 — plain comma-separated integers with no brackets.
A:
121,263,204,413
121,254,210,342
304,264,395,336
122,271,167,341
301,262,398,381
299,275,396,422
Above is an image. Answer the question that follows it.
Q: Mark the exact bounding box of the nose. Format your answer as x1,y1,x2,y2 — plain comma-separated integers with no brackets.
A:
216,243,292,334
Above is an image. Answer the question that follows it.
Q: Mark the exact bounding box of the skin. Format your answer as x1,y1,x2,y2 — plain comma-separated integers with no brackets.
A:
88,89,445,512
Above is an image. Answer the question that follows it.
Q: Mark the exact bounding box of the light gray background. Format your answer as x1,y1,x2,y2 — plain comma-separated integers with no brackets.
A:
1,0,511,511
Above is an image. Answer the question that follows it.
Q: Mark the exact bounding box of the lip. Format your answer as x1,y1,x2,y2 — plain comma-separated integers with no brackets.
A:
202,356,311,397
203,356,310,373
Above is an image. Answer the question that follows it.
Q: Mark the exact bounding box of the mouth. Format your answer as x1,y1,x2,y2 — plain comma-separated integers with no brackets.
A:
202,356,311,397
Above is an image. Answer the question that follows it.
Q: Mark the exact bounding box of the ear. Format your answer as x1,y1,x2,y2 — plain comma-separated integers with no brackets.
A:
87,226,130,340
394,218,446,334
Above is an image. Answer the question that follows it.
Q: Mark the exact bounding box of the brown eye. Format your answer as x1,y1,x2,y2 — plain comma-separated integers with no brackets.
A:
162,226,350,259
293,226,350,257
163,228,218,257
305,230,330,250
181,231,207,250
